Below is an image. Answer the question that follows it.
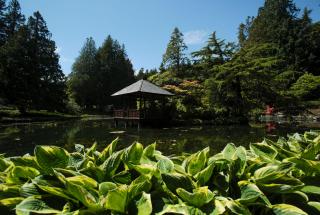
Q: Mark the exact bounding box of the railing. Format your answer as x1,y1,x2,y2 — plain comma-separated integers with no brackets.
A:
113,109,141,119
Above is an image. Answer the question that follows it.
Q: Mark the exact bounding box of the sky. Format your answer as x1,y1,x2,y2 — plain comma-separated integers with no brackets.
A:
19,0,320,75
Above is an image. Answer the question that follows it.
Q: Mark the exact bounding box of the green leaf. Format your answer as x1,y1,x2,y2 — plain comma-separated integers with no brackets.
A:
99,150,123,179
308,201,320,212
20,183,39,197
162,173,194,195
271,204,307,215
66,181,99,208
250,141,278,161
183,147,209,176
238,181,271,206
66,175,98,189
194,163,214,186
301,185,320,195
9,166,40,182
122,142,144,165
35,146,69,174
0,197,24,207
143,143,156,158
104,184,128,213
15,197,61,214
222,143,237,160
98,137,119,164
136,192,152,215
99,182,117,196
156,203,206,215
157,156,174,174
36,184,78,202
254,165,285,183
128,176,152,200
177,186,214,208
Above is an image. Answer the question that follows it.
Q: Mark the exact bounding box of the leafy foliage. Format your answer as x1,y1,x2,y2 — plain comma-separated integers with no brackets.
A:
1,131,320,214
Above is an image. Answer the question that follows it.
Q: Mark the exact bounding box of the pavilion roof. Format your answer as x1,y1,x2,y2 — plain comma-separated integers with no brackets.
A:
111,79,173,96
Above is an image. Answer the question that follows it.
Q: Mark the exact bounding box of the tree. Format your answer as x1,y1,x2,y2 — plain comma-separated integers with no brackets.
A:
289,73,320,100
68,37,98,108
96,35,135,108
247,0,299,45
205,43,286,119
4,0,25,38
238,16,253,48
161,27,187,75
191,32,236,80
0,0,6,45
27,11,66,111
0,26,33,112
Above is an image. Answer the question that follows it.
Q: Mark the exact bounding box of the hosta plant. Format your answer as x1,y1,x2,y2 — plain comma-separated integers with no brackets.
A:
0,131,320,214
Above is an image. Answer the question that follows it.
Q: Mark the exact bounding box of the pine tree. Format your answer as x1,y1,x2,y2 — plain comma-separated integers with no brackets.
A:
247,0,298,44
68,37,98,108
4,0,25,38
27,11,66,111
94,35,134,109
191,32,235,79
161,27,187,75
0,26,33,112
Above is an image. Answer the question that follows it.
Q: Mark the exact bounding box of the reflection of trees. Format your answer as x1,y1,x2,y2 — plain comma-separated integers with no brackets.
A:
63,122,81,151
0,127,20,139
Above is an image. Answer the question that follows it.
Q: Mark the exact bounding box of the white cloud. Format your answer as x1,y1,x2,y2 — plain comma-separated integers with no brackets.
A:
184,30,208,45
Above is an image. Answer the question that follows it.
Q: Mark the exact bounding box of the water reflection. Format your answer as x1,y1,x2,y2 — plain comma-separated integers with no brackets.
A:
0,119,319,156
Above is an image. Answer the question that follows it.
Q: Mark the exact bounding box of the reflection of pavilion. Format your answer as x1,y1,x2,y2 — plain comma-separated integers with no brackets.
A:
111,79,173,127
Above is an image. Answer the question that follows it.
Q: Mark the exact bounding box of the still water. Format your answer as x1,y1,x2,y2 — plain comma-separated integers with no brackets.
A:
0,119,319,156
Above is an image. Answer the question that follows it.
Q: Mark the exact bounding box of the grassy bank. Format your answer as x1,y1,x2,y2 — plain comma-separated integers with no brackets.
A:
0,109,80,123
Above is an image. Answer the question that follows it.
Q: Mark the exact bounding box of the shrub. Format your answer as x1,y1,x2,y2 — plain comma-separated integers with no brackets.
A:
1,132,320,214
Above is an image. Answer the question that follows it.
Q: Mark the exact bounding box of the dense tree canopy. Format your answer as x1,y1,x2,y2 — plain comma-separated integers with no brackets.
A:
149,0,320,122
0,0,67,112
68,35,135,111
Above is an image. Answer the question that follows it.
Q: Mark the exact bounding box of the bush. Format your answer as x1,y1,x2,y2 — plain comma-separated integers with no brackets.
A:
1,132,320,214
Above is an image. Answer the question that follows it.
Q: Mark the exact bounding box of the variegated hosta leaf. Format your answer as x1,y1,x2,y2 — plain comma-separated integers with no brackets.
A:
98,137,119,164
156,203,206,215
182,147,209,176
250,141,278,161
15,197,61,214
176,186,214,208
136,192,152,215
122,142,144,165
271,204,307,215
35,145,69,174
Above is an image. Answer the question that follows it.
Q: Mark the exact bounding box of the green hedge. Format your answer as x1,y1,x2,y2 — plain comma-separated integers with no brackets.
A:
1,131,320,214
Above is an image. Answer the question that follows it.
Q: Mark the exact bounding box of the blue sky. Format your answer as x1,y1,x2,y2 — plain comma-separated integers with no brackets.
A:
19,0,320,75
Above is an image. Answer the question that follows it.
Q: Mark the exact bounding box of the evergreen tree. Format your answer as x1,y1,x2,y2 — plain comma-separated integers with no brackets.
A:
4,0,25,38
68,37,98,108
0,0,6,45
0,26,33,112
191,32,235,80
161,27,187,75
238,16,253,48
205,43,286,118
247,0,299,45
27,11,66,111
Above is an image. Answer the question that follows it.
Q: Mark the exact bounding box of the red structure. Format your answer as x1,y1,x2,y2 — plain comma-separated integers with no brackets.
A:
264,105,274,115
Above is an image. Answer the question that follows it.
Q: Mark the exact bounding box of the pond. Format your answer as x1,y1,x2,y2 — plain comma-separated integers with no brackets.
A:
0,119,319,156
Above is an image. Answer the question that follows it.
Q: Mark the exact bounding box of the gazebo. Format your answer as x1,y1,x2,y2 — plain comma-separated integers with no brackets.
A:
111,79,173,127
